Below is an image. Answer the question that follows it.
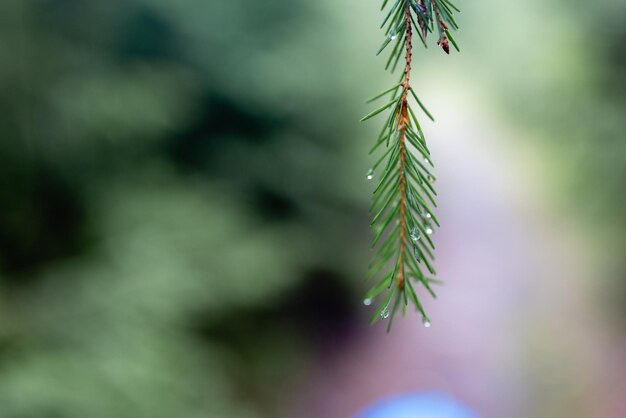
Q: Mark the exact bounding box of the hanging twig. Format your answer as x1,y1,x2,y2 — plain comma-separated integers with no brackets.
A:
362,0,461,331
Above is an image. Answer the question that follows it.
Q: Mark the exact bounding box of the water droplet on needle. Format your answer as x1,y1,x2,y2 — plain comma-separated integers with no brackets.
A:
380,307,390,319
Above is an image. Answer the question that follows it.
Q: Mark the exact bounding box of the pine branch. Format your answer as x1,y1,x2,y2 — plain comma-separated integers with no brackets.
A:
362,0,461,331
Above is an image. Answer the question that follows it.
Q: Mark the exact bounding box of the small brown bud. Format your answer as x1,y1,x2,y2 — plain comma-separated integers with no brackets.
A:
437,37,450,54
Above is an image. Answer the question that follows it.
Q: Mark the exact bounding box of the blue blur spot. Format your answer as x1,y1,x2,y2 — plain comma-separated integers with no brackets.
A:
355,391,481,418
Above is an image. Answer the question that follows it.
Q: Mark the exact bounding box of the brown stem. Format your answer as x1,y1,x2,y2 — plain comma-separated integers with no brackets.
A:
433,3,450,53
417,0,428,39
396,4,413,290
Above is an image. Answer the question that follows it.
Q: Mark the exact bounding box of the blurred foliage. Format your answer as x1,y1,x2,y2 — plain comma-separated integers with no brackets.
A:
0,0,369,416
580,0,626,324
0,0,625,416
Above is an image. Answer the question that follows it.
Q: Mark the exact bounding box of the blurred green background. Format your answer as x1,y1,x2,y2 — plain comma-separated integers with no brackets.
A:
0,1,624,417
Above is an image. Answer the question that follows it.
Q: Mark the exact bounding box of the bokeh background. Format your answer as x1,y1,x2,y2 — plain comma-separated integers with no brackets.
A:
0,0,625,417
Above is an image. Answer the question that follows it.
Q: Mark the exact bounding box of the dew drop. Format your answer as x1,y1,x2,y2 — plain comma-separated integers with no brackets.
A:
424,158,430,165
380,307,390,319
366,169,374,180
425,226,433,235
363,298,372,306
427,175,436,184
423,318,431,328
391,34,398,41
410,227,421,242
425,212,432,219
